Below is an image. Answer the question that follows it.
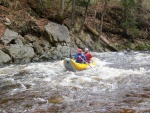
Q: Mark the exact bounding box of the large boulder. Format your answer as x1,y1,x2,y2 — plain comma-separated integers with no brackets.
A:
0,29,23,45
32,41,44,54
0,50,11,64
6,44,35,63
45,22,70,43
0,22,79,64
44,22,77,58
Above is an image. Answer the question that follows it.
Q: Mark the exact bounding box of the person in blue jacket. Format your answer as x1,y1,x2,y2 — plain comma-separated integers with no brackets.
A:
75,48,87,63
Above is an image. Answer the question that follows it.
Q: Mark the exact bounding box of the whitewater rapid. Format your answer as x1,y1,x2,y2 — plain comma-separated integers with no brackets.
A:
0,51,150,113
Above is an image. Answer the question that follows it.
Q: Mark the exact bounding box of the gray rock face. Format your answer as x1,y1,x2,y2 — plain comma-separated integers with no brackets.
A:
45,22,70,43
1,29,23,45
6,45,35,63
32,41,44,54
0,50,11,64
44,22,77,59
0,22,79,64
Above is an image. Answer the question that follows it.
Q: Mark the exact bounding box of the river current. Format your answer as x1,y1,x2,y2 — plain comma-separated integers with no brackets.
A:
0,51,150,113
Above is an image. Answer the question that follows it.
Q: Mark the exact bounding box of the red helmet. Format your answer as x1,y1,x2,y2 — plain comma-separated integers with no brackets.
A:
78,48,82,53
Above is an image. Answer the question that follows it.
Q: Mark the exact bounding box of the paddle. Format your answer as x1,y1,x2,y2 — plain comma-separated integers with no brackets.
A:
80,57,92,68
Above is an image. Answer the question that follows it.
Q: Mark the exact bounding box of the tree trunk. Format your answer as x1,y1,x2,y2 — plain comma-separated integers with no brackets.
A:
99,0,108,37
71,0,76,27
99,13,104,36
60,0,65,15
93,2,98,27
85,24,99,36
39,0,43,9
78,0,91,33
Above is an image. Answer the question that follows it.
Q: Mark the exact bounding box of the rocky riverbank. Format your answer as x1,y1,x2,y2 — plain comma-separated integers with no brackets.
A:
0,0,150,65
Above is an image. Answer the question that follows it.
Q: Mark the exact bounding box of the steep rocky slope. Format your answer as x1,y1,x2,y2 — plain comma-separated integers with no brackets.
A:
0,0,150,64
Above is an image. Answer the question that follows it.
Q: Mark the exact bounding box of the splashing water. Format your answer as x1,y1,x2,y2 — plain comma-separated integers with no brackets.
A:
0,51,150,113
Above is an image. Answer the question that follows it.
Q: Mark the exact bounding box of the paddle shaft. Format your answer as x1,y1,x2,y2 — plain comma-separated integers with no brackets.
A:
80,57,92,68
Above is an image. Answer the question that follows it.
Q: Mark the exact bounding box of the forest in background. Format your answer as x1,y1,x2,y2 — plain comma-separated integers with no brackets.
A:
0,0,150,51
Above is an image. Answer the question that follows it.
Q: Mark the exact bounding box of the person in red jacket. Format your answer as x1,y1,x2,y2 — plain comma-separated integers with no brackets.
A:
84,48,92,63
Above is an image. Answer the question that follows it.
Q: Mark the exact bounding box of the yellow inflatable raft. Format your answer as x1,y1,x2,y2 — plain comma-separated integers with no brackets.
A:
64,58,96,72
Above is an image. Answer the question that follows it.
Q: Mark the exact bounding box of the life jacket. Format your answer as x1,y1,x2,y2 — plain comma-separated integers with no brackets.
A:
84,52,92,63
77,54,82,62
75,53,87,63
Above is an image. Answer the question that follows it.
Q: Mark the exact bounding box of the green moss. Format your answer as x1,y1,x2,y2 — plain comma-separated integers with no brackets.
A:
134,44,150,50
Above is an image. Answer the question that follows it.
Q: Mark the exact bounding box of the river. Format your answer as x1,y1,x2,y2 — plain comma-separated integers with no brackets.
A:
0,51,150,113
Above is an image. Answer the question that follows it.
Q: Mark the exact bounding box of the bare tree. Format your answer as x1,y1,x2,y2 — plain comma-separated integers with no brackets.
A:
93,0,99,27
39,0,43,9
71,0,76,27
60,0,65,15
99,0,109,37
98,0,118,51
78,0,91,33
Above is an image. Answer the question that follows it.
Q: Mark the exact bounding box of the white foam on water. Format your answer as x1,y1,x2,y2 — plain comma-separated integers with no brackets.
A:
32,55,148,89
133,53,150,65
0,51,150,113
51,54,149,89
10,83,27,95
0,52,150,95
43,77,51,82
0,65,20,76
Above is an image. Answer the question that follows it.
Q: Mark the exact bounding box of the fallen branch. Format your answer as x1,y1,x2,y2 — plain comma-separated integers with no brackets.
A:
85,24,118,51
